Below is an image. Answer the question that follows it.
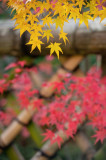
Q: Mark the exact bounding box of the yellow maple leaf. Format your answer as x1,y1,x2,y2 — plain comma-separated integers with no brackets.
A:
14,22,30,37
79,11,92,28
99,7,106,22
46,42,63,59
42,30,54,42
53,16,68,29
76,0,85,11
42,15,53,28
8,0,106,58
59,30,69,45
27,38,44,53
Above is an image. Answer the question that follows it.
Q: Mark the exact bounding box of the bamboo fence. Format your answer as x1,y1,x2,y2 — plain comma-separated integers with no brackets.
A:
0,55,83,150
0,19,106,159
0,54,105,160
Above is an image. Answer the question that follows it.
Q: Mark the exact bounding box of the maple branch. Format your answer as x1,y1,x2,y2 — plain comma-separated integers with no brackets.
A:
0,18,106,57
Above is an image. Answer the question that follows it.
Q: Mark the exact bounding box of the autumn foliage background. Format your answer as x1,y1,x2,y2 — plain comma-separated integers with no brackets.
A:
0,0,106,160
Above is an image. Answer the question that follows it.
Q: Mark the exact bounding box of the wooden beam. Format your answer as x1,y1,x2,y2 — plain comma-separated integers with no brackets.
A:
0,18,106,57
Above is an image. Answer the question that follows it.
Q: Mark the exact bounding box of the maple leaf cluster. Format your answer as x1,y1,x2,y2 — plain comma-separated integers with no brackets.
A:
34,67,106,146
0,60,106,147
0,60,38,137
3,0,105,58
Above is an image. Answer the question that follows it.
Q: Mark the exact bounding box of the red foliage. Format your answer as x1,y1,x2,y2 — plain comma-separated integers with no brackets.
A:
0,79,9,94
35,67,106,145
0,60,106,146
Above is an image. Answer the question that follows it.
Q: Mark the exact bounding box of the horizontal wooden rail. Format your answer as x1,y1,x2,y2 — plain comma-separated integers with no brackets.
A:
0,55,83,153
0,18,106,56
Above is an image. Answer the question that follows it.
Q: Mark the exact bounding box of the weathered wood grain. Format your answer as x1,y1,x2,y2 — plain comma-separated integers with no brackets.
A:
0,18,106,56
